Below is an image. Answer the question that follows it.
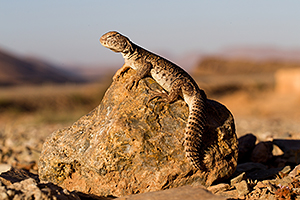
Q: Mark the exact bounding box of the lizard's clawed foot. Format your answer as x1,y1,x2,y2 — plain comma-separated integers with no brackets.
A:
125,76,141,90
147,91,169,104
147,89,180,105
113,65,131,81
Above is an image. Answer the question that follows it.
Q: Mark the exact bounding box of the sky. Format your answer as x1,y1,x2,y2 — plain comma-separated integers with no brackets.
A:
1,1,300,68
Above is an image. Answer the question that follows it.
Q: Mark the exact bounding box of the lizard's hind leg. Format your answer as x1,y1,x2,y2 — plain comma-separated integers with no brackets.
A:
147,79,183,104
113,64,131,81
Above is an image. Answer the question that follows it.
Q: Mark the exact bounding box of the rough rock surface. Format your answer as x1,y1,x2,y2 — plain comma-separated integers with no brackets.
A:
38,67,238,197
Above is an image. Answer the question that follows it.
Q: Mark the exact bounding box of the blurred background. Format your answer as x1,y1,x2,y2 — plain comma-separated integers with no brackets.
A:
0,1,300,170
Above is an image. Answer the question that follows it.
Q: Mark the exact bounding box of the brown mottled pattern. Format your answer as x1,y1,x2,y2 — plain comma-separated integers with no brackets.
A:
100,31,207,170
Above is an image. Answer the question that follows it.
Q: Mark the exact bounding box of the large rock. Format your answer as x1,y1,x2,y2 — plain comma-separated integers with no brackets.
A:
38,67,238,197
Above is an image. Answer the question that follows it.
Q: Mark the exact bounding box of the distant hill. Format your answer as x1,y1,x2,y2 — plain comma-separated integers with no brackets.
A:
0,48,86,86
193,47,300,75
193,56,300,76
217,47,300,62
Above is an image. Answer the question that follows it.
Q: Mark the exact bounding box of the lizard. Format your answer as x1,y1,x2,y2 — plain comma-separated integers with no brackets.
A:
100,31,207,170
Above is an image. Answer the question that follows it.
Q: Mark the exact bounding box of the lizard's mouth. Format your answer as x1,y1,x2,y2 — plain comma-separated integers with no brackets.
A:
99,36,109,47
108,47,120,53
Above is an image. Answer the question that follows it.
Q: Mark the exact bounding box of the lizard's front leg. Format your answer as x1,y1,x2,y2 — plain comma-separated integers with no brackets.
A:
113,64,131,81
126,62,152,90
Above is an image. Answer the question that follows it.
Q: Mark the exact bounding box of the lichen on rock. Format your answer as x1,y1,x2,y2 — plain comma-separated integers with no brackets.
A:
38,66,238,197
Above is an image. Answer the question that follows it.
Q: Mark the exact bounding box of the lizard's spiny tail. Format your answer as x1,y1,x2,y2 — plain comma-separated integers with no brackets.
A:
185,91,207,170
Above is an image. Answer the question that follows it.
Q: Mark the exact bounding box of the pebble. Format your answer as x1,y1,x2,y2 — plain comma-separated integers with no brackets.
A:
0,164,11,174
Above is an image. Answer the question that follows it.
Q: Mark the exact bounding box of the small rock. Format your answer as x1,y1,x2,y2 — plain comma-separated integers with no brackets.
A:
234,180,249,197
259,188,270,199
116,185,226,200
219,189,240,199
246,180,277,200
0,167,38,185
272,144,284,156
7,178,43,199
0,164,11,174
280,165,291,174
251,141,273,164
230,172,246,186
274,175,293,187
273,139,300,164
289,164,300,177
262,180,277,193
254,180,276,193
254,181,267,189
0,192,9,200
238,133,257,163
207,183,231,194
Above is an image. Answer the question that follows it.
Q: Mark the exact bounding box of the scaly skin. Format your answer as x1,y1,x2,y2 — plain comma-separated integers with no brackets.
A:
100,31,207,170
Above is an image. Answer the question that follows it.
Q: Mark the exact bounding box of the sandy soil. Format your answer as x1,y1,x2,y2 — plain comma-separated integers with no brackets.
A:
218,90,300,140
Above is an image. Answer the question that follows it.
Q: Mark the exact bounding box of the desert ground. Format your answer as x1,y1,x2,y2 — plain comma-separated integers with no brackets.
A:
1,66,299,172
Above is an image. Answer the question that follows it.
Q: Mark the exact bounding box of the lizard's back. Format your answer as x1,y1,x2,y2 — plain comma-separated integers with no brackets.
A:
126,44,201,97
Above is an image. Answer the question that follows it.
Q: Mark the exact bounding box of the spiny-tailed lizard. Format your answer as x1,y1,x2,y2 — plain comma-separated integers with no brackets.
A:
100,31,207,170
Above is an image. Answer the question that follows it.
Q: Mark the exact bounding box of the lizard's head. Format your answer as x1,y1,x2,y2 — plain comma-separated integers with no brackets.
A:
100,31,133,53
